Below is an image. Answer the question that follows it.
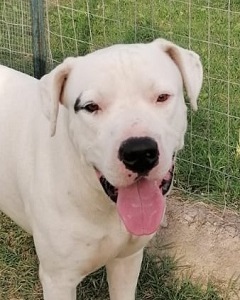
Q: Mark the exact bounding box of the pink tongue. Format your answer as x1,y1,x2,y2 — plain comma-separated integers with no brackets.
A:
117,179,165,236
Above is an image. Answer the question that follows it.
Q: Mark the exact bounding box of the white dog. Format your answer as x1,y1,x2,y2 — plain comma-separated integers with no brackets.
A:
0,39,202,299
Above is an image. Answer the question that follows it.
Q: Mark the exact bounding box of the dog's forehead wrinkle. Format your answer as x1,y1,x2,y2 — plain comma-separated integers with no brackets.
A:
84,45,179,79
88,43,146,59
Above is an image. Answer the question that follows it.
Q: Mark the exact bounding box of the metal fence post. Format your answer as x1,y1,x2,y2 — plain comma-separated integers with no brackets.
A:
30,0,46,79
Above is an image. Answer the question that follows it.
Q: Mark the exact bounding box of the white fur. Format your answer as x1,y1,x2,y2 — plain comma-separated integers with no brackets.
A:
0,39,202,300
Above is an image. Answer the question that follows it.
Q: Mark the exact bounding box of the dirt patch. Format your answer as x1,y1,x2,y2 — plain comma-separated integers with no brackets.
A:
151,192,240,298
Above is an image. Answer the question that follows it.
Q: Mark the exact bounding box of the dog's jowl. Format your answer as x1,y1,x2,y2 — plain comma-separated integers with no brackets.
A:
0,38,203,300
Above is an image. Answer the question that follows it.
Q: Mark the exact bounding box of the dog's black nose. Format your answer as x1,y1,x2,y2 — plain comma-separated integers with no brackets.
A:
118,137,159,174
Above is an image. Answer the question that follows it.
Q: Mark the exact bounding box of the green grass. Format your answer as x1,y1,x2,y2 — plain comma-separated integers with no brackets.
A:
77,253,224,300
0,212,227,300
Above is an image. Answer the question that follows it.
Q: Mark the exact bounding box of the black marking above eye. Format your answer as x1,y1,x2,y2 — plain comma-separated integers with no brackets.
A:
74,97,81,113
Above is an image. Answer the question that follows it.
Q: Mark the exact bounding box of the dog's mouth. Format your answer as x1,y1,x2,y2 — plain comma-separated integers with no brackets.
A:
99,165,174,203
98,163,174,236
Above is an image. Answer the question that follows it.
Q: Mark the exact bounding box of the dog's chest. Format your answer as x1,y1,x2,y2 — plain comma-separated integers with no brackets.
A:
70,228,151,277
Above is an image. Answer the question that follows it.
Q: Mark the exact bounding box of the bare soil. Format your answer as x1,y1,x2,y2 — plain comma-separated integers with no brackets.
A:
151,192,240,299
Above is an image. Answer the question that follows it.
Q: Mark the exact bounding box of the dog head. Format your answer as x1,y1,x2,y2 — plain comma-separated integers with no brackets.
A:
40,39,203,236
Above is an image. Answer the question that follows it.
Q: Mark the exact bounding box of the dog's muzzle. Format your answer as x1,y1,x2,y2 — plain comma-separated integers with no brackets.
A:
97,136,175,236
98,159,175,236
99,163,174,203
118,137,159,175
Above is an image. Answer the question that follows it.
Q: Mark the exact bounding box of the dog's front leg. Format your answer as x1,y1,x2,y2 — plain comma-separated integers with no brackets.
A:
39,264,80,300
106,249,143,300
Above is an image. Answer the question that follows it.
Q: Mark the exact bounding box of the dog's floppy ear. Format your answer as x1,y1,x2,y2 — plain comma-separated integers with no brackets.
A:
154,39,203,111
39,57,75,136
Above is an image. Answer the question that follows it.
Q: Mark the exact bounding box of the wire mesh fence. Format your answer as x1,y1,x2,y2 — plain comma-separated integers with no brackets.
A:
0,0,240,208
0,0,33,74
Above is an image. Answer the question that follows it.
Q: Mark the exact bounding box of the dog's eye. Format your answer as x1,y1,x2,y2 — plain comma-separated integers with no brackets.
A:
74,98,100,114
157,94,170,103
83,103,100,113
